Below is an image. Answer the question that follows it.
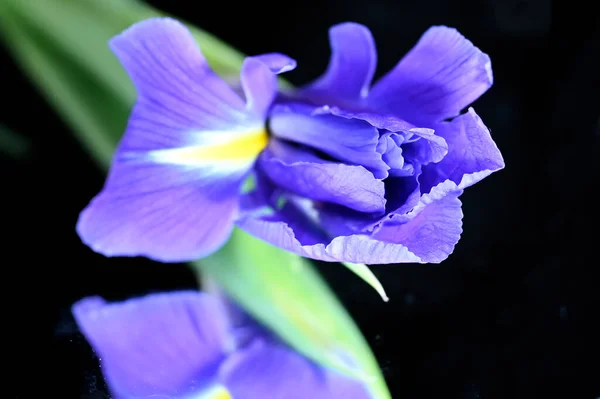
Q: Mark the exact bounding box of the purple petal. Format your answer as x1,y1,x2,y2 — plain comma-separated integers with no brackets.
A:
245,199,331,247
237,202,422,264
323,107,449,174
78,18,274,262
318,175,422,237
77,160,247,262
109,18,250,135
239,175,464,263
220,339,371,399
320,177,461,264
325,107,448,167
377,133,414,177
269,103,389,178
372,179,464,263
402,127,448,166
420,108,504,193
240,57,277,118
259,139,386,213
302,23,377,101
251,53,297,74
241,54,296,116
376,129,447,177
368,26,493,125
72,292,231,398
326,106,416,132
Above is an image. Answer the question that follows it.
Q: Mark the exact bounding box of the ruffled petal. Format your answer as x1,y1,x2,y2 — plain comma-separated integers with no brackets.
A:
368,26,493,125
325,106,415,132
220,339,371,399
376,128,447,177
419,108,504,193
78,18,276,262
372,179,464,263
239,175,463,263
302,23,377,101
319,107,449,174
243,199,331,246
259,139,386,213
402,127,448,166
72,292,231,399
269,103,389,178
317,174,422,237
236,201,421,264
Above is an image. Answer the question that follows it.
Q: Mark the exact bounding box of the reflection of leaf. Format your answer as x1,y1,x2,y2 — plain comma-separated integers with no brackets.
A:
196,229,389,398
0,124,31,159
0,2,390,397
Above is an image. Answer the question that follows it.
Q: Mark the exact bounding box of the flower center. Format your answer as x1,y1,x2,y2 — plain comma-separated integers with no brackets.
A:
376,131,421,177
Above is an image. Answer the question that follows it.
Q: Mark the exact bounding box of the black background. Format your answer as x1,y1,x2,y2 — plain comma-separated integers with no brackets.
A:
3,0,599,398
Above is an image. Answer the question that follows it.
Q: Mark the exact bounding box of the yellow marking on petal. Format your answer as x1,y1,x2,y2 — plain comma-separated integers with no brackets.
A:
173,128,268,163
210,388,233,399
199,385,233,399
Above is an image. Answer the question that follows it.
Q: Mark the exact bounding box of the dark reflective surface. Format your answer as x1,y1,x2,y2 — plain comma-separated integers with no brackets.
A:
4,0,599,397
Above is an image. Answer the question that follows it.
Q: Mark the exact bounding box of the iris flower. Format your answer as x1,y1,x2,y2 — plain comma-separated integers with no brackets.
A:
73,291,370,398
77,18,503,264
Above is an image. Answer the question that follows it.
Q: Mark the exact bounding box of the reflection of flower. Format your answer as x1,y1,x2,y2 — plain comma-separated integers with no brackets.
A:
73,291,370,399
77,18,503,264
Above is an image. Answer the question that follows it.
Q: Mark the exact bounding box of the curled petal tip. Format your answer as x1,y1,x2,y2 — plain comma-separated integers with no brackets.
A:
249,53,297,74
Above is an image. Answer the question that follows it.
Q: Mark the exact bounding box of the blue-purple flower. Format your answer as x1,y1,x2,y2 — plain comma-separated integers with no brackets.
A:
73,291,370,399
77,18,503,264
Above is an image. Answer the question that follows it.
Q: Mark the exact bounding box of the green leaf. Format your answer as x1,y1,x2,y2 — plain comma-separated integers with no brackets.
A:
343,262,389,302
0,0,245,168
0,1,390,397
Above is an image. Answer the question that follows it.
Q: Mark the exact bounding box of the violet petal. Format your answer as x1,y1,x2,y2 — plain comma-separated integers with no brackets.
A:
373,179,464,263
241,54,296,117
369,26,493,125
220,339,371,399
72,292,231,399
259,139,386,213
269,103,389,178
77,18,274,262
420,108,504,193
302,22,377,101
236,201,422,264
